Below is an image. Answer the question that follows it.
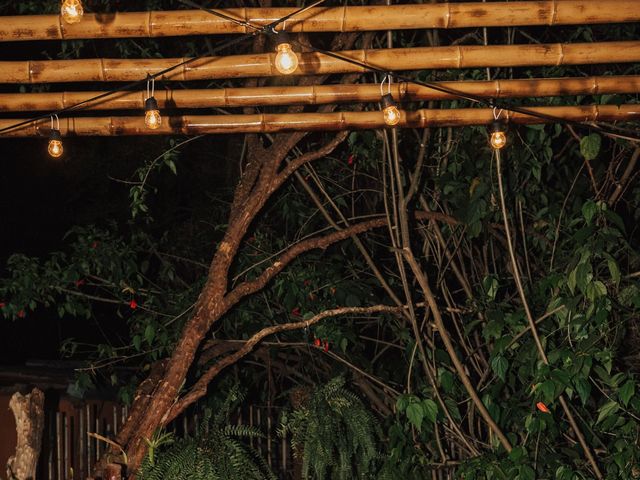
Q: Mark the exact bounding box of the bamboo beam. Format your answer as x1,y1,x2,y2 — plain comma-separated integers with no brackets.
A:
2,41,640,84
1,76,639,111
1,105,638,137
1,1,639,41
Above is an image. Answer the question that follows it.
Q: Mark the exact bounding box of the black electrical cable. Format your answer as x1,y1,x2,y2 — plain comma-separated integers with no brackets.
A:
185,0,640,141
0,0,325,136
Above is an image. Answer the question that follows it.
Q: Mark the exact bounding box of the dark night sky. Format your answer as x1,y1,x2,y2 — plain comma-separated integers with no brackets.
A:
0,131,236,364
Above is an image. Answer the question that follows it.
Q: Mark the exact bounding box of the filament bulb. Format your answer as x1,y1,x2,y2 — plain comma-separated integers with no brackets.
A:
48,130,64,158
61,0,84,24
381,93,401,126
144,97,162,130
490,121,507,150
274,33,299,75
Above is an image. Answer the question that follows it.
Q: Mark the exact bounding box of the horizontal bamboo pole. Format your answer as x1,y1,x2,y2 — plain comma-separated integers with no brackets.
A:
1,1,639,41
1,105,638,137
3,41,640,84
1,76,639,112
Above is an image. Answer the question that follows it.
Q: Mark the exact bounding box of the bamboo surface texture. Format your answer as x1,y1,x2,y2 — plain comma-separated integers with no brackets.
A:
2,76,639,112
1,1,639,41
2,105,638,137
2,41,640,84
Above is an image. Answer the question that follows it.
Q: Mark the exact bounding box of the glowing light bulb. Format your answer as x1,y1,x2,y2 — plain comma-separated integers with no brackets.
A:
144,97,162,130
274,33,299,75
48,130,63,158
381,93,401,126
61,0,84,24
489,121,507,150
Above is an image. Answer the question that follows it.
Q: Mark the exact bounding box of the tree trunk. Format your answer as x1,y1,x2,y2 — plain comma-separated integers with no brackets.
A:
6,388,45,480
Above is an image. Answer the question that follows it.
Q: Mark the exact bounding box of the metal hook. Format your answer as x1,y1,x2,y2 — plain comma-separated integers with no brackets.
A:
50,114,59,131
146,75,155,99
380,74,392,96
493,106,504,120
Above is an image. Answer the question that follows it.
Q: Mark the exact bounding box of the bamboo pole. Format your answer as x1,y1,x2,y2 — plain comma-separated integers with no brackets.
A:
2,41,640,84
1,1,639,41
1,76,639,111
1,104,638,137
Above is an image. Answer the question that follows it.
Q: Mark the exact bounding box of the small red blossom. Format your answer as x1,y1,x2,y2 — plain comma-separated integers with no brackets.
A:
17,309,26,319
129,299,138,310
291,307,301,317
323,341,329,352
91,241,99,249
303,279,311,287
347,154,355,166
313,338,321,347
0,302,5,309
75,279,86,287
536,402,551,414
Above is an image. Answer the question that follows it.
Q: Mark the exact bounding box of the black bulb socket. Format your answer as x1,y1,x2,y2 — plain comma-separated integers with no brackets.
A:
145,96,159,111
490,120,506,134
49,129,62,141
275,30,291,47
381,93,397,109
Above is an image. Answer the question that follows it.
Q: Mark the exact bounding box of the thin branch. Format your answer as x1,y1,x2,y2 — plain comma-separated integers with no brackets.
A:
165,304,404,422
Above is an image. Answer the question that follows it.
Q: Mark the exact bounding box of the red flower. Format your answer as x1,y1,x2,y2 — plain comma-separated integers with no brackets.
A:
313,338,321,347
323,341,329,352
0,302,5,309
347,154,355,166
536,402,550,414
291,307,301,317
17,309,26,319
91,241,99,249
129,299,138,310
75,279,86,287
303,279,311,287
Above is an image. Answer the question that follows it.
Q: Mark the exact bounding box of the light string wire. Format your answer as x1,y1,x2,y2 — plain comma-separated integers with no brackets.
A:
0,1,324,136
183,0,640,140
0,0,638,141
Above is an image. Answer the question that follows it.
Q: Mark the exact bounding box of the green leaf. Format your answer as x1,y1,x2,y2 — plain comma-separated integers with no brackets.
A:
596,400,619,424
144,324,156,345
406,403,424,431
607,258,621,286
574,378,591,406
491,355,509,382
619,380,635,407
422,399,438,423
580,133,601,161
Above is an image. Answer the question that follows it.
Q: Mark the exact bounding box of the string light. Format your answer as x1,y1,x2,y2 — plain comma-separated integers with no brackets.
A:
380,76,401,126
273,31,299,75
144,77,162,130
489,109,507,150
60,0,84,24
48,115,63,158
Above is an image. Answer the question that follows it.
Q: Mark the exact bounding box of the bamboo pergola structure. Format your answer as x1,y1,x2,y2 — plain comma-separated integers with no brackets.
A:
0,1,638,41
0,1,638,137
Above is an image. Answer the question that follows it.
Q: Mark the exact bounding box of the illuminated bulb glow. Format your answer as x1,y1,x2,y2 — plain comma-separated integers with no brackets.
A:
489,121,507,150
381,93,401,126
48,130,63,158
274,32,299,75
144,97,162,130
61,0,84,24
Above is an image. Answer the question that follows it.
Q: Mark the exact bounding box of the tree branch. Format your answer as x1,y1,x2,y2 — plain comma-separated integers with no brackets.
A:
165,304,405,422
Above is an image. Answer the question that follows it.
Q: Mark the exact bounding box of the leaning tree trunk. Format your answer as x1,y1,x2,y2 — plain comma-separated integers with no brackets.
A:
6,388,45,480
